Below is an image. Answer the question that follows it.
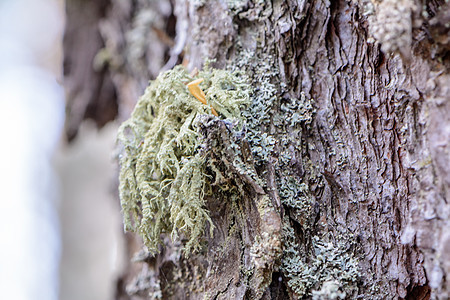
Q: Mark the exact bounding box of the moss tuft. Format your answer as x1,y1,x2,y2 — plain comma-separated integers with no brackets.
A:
117,65,250,254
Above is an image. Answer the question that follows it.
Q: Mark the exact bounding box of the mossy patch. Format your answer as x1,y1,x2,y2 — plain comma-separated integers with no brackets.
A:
117,65,251,254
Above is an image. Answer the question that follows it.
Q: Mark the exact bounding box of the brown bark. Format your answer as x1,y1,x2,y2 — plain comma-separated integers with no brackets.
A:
63,0,450,299
63,0,117,140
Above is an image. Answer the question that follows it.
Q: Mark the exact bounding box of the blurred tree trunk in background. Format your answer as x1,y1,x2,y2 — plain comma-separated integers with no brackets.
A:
63,0,450,299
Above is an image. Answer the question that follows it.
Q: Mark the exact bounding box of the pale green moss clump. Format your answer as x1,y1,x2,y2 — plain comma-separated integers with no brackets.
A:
117,65,250,254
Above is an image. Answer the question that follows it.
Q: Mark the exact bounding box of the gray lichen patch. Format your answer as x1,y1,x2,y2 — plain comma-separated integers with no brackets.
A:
117,65,251,255
232,49,280,170
281,218,359,298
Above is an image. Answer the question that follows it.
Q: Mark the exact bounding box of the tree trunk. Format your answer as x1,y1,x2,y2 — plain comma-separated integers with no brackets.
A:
63,0,450,299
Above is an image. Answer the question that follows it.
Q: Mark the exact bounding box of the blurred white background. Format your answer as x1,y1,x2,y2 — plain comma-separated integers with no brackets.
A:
0,0,64,299
0,1,125,299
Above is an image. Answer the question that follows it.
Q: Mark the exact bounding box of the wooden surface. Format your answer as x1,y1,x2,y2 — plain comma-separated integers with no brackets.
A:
63,0,450,298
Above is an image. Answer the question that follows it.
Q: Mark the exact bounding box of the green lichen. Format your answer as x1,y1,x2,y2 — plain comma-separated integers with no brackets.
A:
232,49,280,169
225,0,249,15
118,65,250,254
281,218,359,298
279,176,314,221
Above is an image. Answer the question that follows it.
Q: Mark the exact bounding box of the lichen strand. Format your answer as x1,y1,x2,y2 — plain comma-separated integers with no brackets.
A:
118,65,250,254
281,218,359,298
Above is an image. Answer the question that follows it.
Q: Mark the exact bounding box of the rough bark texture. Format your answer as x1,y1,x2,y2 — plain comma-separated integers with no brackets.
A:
63,0,450,299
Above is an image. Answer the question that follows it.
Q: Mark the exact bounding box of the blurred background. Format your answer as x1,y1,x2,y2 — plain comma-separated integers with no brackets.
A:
0,0,126,299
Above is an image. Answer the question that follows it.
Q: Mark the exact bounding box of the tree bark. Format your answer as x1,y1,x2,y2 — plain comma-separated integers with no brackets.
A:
63,0,450,299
